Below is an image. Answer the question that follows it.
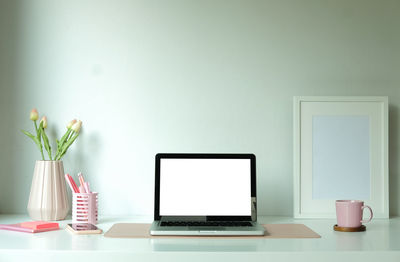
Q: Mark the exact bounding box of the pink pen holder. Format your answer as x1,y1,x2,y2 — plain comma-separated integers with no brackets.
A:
72,192,98,225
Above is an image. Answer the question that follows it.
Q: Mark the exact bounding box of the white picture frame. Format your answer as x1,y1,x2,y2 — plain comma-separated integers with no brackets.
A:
293,96,388,218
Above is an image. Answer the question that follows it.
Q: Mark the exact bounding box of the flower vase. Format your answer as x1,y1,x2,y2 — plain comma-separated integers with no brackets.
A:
27,160,69,221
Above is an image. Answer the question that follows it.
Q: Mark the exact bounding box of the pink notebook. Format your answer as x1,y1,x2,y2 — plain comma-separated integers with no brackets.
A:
20,221,59,230
0,222,59,233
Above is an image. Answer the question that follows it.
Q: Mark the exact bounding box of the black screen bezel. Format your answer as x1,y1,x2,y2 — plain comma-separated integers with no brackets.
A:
154,153,257,221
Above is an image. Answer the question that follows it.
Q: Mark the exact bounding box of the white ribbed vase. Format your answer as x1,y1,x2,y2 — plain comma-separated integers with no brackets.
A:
27,160,69,221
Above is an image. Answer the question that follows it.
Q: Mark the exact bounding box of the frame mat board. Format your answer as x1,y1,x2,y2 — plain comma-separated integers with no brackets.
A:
104,223,321,239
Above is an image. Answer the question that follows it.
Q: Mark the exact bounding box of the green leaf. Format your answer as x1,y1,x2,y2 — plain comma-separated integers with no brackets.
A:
37,124,42,143
56,129,72,160
31,121,45,160
41,127,52,160
21,130,36,140
21,129,43,154
56,133,79,160
59,129,71,148
37,122,45,160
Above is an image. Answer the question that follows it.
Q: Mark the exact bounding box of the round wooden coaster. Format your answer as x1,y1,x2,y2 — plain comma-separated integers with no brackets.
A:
333,224,366,232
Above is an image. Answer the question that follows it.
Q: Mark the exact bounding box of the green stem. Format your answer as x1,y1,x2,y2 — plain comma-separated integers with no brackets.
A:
41,127,52,160
33,121,45,160
57,132,79,160
55,129,72,160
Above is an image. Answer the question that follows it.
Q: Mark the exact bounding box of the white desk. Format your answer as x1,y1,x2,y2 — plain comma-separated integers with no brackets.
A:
0,215,399,262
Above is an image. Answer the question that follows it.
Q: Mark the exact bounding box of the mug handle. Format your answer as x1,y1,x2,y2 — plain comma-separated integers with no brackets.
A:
361,205,373,224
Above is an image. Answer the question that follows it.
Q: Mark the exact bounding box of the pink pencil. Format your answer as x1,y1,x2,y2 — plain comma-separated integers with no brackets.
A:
66,174,79,193
65,174,75,193
78,172,85,188
84,182,90,193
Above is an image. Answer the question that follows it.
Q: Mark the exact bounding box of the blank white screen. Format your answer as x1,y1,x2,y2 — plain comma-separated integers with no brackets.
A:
159,159,251,216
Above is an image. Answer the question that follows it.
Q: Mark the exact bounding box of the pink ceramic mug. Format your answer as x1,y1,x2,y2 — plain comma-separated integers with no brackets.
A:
336,200,373,228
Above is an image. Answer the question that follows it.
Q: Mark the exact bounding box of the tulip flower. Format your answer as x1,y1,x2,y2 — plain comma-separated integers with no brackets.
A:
40,116,48,129
22,109,83,161
71,120,82,133
30,108,38,121
67,119,77,129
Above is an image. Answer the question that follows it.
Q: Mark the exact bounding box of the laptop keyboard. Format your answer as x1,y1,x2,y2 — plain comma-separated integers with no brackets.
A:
160,221,253,227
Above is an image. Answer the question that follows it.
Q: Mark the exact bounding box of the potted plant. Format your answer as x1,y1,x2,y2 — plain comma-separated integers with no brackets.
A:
22,108,82,221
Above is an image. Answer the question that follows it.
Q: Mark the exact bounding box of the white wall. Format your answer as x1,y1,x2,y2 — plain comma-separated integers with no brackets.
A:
0,1,17,212
1,0,400,216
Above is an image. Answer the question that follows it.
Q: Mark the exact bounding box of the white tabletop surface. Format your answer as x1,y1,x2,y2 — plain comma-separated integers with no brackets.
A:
0,215,399,262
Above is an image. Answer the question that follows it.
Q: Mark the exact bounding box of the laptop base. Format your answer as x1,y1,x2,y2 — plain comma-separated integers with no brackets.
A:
150,221,265,236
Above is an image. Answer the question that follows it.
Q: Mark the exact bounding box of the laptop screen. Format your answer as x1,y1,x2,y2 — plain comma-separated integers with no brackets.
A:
157,155,253,217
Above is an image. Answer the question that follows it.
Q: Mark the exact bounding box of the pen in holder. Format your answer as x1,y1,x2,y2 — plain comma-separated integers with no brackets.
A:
72,192,98,225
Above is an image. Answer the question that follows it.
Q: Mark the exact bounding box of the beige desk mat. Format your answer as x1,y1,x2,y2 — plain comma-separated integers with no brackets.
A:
104,223,321,239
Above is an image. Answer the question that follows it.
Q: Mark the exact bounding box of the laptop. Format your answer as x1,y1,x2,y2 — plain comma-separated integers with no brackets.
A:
150,153,265,236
